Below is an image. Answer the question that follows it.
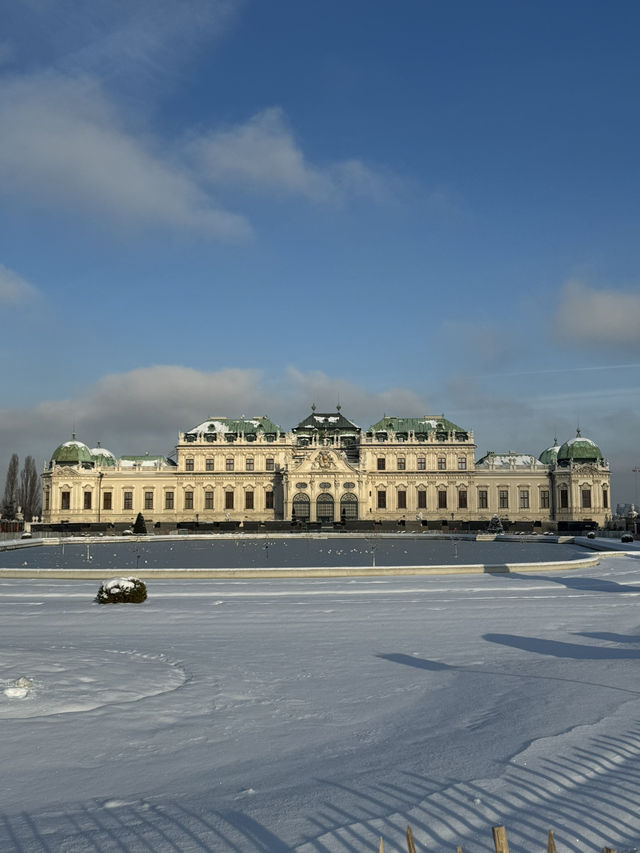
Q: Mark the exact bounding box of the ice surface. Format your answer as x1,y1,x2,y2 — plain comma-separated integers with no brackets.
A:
2,555,640,851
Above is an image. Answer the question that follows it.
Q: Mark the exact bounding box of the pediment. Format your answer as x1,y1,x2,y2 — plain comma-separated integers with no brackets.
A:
54,467,83,478
571,463,602,475
292,448,358,475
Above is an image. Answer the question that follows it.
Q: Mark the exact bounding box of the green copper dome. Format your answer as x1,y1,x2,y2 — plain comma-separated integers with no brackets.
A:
51,438,94,467
90,443,116,467
539,440,560,465
557,430,603,465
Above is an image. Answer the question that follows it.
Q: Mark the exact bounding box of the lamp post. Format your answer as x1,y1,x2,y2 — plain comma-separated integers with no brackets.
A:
97,472,103,525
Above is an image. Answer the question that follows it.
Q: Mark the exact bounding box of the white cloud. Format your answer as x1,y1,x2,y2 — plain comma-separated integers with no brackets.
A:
0,73,251,241
554,280,640,349
0,263,39,305
193,107,390,204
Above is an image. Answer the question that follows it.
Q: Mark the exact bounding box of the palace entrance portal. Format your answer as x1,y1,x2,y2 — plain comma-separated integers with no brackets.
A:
316,493,334,523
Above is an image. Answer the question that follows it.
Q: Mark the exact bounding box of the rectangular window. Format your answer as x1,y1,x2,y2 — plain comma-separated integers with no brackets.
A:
44,491,50,511
417,456,426,470
103,492,112,511
499,489,509,509
458,457,467,470
478,489,488,509
377,457,386,471
519,490,530,509
265,491,274,509
225,491,234,510
205,458,214,472
184,491,193,510
123,491,133,511
603,488,609,509
61,491,70,510
204,491,214,510
377,490,387,509
437,457,446,470
397,490,407,509
581,489,592,509
245,491,254,510
225,458,234,472
266,457,275,472
540,490,550,509
397,457,406,471
185,458,194,471
144,491,153,511
418,490,427,509
560,489,569,509
245,457,254,472
165,491,174,510
83,491,92,510
438,490,447,509
458,490,467,509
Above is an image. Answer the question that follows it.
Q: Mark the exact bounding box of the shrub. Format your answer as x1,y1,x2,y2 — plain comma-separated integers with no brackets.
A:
621,533,634,543
95,577,147,604
586,531,596,539
132,513,147,535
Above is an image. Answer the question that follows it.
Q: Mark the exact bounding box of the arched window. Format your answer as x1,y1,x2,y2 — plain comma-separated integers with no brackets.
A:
340,493,358,520
292,492,310,520
316,493,334,522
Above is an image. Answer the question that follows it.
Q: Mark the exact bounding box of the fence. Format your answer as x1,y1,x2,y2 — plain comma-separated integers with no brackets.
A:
381,825,619,853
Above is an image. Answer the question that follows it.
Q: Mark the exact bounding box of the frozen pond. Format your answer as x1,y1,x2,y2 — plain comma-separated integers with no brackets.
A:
0,535,589,570
2,554,640,851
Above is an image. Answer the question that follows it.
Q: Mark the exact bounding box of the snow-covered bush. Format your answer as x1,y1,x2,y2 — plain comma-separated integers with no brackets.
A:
621,533,634,543
95,577,147,604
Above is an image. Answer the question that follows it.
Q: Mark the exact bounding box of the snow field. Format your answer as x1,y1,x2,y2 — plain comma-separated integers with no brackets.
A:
2,555,640,851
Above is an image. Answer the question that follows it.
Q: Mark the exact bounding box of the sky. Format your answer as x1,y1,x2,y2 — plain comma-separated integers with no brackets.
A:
1,0,639,503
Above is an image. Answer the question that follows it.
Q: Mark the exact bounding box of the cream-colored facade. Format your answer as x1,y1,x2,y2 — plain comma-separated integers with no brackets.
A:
40,411,612,530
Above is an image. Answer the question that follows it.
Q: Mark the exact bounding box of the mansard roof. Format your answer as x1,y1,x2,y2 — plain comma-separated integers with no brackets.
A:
368,415,467,435
293,410,361,433
187,416,282,435
476,451,547,469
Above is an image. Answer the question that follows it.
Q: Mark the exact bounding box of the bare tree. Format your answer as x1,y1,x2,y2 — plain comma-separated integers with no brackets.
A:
19,456,41,522
1,454,19,519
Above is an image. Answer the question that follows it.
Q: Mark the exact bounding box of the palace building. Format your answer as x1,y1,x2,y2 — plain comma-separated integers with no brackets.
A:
40,408,611,531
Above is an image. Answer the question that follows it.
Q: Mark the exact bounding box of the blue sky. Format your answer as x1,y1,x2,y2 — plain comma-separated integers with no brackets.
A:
1,0,640,503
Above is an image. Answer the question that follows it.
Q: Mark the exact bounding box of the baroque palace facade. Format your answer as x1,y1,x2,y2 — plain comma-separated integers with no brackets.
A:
40,408,612,530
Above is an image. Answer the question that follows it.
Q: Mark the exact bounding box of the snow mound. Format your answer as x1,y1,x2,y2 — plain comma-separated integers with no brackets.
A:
4,676,33,699
0,649,184,718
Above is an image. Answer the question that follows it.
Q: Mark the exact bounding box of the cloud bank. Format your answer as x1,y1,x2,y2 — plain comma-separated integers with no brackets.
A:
0,366,430,467
554,280,640,349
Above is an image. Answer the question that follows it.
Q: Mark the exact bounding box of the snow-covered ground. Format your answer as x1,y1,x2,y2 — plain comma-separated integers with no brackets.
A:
2,552,640,851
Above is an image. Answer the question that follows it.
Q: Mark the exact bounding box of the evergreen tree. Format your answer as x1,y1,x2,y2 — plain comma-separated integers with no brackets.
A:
19,456,41,522
1,454,19,520
132,512,147,535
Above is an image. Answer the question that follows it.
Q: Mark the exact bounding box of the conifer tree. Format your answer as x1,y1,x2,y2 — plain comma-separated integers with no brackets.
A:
1,454,19,520
19,456,41,521
133,512,147,535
